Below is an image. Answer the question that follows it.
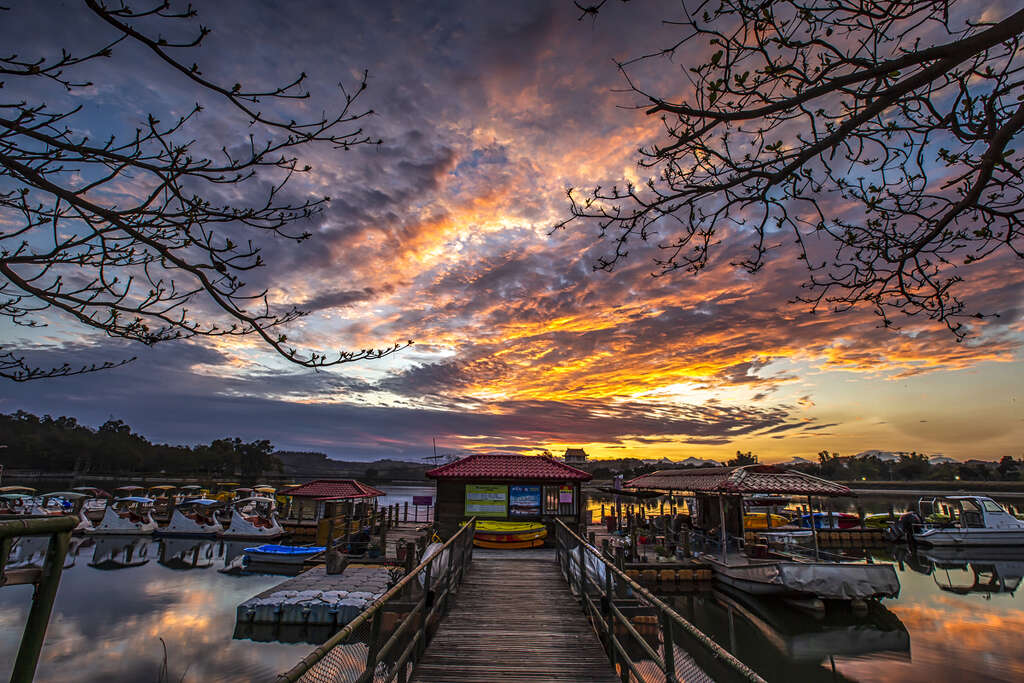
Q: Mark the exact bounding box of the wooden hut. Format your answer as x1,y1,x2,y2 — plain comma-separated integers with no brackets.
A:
278,479,385,542
427,453,592,537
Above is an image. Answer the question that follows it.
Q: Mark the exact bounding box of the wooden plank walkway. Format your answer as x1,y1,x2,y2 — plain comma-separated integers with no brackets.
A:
411,556,620,682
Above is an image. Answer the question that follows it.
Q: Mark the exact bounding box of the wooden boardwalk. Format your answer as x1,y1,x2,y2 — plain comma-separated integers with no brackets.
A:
411,555,620,682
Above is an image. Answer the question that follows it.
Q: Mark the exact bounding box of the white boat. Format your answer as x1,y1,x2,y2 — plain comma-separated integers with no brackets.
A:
159,499,223,536
701,552,901,600
218,496,285,539
913,496,1024,546
87,496,158,535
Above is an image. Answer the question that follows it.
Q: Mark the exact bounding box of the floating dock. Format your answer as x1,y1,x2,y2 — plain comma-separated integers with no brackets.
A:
236,564,392,627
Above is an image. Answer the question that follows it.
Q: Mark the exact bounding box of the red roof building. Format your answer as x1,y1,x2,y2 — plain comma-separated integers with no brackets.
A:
281,479,385,501
427,453,592,482
428,453,591,537
626,465,851,497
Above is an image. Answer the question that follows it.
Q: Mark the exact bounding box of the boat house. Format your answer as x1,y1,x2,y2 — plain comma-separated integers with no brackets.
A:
278,479,385,542
427,453,592,537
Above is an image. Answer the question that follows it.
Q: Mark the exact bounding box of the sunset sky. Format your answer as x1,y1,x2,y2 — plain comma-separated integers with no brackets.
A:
2,1,1022,464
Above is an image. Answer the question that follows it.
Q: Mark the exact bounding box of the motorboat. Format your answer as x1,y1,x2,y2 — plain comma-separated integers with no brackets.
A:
159,498,223,536
219,496,285,539
243,544,325,566
87,496,158,534
89,535,152,569
913,496,1024,546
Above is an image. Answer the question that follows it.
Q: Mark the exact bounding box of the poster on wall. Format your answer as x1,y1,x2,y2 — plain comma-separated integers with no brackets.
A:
559,485,574,504
509,485,542,518
465,484,507,517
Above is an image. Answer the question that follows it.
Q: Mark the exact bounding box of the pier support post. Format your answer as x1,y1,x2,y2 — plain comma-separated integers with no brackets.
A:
660,611,677,682
404,501,409,522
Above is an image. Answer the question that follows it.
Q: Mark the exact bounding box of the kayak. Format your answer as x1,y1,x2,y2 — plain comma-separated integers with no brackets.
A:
473,521,546,534
474,529,548,543
796,512,860,530
743,513,791,529
474,538,545,549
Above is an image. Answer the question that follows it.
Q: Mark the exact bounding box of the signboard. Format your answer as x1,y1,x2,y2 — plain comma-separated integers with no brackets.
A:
559,485,574,504
509,485,541,518
465,484,507,518
412,495,433,506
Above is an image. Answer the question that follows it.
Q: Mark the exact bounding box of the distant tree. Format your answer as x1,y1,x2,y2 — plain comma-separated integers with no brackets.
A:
728,450,758,466
0,1,410,381
560,1,1024,338
997,455,1021,480
895,452,930,481
364,467,379,482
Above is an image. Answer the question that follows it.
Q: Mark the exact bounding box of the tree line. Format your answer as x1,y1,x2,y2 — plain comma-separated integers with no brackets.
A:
0,411,282,477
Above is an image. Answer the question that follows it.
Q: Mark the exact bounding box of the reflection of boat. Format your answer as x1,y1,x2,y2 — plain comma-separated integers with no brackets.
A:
219,497,284,539
913,496,1024,546
714,585,910,660
243,544,325,566
160,499,223,536
158,538,216,570
89,535,152,569
906,546,1024,595
88,497,158,534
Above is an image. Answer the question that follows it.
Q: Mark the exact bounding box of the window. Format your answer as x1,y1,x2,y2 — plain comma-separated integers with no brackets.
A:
983,500,1005,513
544,485,559,514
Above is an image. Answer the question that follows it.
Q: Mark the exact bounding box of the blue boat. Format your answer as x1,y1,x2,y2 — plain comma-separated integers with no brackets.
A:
243,544,326,565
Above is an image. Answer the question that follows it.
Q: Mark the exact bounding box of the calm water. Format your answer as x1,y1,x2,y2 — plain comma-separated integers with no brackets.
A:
0,484,435,682
589,491,1024,682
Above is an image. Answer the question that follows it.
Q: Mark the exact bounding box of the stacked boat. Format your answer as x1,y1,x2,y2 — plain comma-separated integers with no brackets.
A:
472,521,547,549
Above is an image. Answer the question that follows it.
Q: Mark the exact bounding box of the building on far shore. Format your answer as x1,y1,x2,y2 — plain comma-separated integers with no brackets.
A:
278,479,384,542
563,448,589,465
427,453,592,537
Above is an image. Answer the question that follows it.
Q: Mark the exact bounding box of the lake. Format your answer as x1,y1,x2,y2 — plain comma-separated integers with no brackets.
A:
0,484,435,682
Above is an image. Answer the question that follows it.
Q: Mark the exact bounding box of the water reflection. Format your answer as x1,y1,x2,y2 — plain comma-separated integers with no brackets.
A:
89,535,152,570
159,538,217,571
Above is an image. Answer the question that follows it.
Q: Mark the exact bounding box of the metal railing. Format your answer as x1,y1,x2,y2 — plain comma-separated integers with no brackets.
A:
278,518,476,683
1,515,78,683
554,520,765,683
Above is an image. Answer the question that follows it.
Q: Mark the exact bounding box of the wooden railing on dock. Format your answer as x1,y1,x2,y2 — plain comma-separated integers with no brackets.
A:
554,520,766,683
277,518,475,683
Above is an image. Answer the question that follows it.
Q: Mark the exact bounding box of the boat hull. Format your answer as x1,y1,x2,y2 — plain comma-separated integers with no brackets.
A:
87,507,157,535
474,529,548,543
158,508,222,536
473,538,545,549
914,528,1024,546
218,509,285,539
702,556,900,600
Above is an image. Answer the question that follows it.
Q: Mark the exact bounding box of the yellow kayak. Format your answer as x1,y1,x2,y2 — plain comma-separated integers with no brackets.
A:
472,521,546,534
475,529,548,543
473,538,545,549
743,513,791,529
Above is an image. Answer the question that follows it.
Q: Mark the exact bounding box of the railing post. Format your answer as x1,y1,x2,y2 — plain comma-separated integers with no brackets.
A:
660,611,676,682
10,527,72,683
418,560,434,659
404,501,409,522
362,608,383,678
603,557,617,674
577,540,586,598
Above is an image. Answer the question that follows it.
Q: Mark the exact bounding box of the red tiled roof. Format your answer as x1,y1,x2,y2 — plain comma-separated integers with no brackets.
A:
280,479,385,500
427,453,592,481
626,465,851,497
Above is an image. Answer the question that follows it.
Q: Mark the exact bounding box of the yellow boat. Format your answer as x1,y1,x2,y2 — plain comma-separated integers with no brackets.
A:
473,521,546,534
474,529,548,543
743,512,791,529
473,538,545,549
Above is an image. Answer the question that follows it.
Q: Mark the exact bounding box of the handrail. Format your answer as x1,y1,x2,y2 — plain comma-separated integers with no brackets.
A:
278,517,476,682
554,519,765,683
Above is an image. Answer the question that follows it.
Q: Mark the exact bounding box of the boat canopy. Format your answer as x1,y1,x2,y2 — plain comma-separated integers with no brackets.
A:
149,485,176,490
0,485,36,493
180,485,203,490
215,482,240,487
0,493,31,499
232,496,275,505
182,498,220,505
42,491,89,499
116,496,154,503
72,486,111,497
626,465,852,497
114,485,144,491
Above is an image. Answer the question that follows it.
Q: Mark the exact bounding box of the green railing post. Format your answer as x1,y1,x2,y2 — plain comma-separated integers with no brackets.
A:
8,519,74,683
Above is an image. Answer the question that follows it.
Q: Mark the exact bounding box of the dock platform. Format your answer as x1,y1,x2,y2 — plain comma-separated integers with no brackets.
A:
411,552,620,683
236,563,391,627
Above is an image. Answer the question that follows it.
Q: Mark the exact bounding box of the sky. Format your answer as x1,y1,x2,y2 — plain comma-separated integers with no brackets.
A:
1,1,1022,464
